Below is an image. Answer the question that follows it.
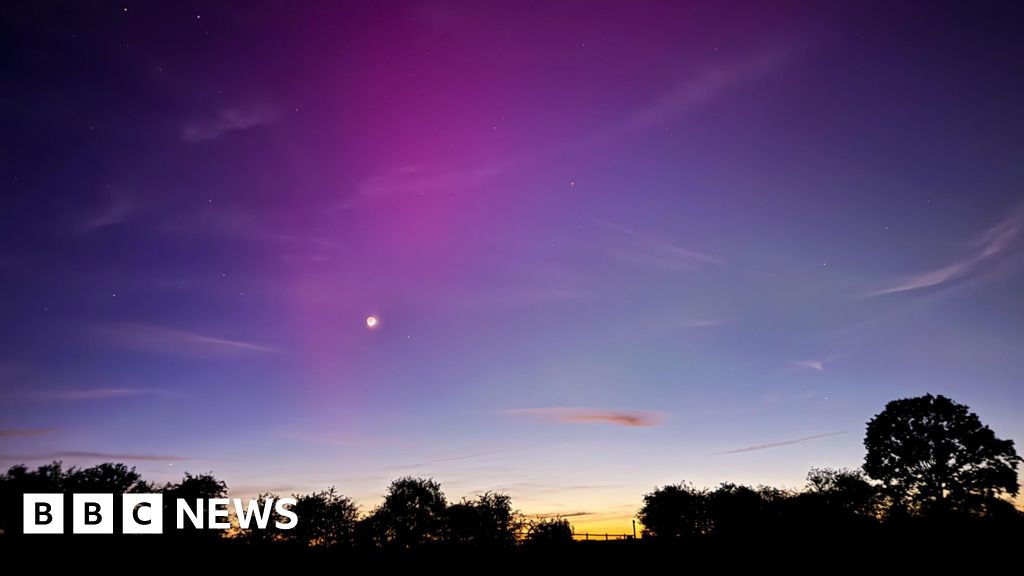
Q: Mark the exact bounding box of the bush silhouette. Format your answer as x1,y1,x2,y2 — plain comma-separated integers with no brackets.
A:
446,491,522,546
637,482,710,539
525,517,573,545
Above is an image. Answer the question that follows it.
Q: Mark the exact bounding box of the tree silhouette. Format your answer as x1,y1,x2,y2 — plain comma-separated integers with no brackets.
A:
0,462,66,536
161,472,228,537
788,467,882,537
0,461,153,536
445,491,522,546
65,462,151,494
283,487,358,547
524,517,573,545
864,394,1022,516
707,483,775,537
803,467,880,519
365,476,447,547
236,492,283,545
637,482,710,539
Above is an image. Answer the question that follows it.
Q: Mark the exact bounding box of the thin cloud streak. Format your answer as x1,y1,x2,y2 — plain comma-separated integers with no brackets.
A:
395,452,490,470
716,431,846,455
0,428,58,438
182,107,274,143
160,204,346,253
792,359,825,372
77,196,134,233
601,222,719,271
528,511,593,519
38,388,166,400
0,451,189,462
334,162,510,211
453,287,593,309
620,49,790,135
684,319,723,328
509,407,662,427
863,212,1021,298
94,323,277,355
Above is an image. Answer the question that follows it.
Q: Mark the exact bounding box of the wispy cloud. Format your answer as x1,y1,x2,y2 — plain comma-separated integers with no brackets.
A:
334,46,795,213
0,362,15,378
334,163,509,211
0,428,58,438
620,49,789,135
37,388,166,401
528,511,593,519
716,431,845,455
282,430,401,447
487,482,619,496
453,287,593,309
395,452,489,470
182,107,274,143
0,451,189,462
863,212,1021,298
684,319,723,329
77,195,134,233
508,407,662,427
160,204,345,254
791,359,826,372
94,323,277,355
601,222,719,271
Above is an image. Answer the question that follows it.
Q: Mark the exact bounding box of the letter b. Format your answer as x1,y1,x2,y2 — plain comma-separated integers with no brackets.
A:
73,494,113,534
23,494,63,534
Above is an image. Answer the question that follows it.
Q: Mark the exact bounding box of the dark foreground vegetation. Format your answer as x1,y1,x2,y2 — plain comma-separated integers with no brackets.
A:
1,394,1021,561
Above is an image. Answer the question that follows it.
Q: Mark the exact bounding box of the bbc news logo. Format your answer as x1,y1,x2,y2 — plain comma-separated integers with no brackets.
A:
23,494,297,534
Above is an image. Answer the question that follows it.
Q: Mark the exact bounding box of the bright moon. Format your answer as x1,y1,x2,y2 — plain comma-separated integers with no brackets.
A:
366,316,378,328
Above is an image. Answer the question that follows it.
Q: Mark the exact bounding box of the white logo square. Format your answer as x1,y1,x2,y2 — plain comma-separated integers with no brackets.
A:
72,493,114,534
23,493,63,534
122,493,163,534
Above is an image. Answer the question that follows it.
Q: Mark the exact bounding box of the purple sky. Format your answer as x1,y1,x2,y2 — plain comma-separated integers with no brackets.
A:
2,2,1023,531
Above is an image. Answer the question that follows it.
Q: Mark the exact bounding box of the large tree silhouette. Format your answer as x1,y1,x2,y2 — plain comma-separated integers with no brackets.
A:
365,477,447,547
864,394,1021,516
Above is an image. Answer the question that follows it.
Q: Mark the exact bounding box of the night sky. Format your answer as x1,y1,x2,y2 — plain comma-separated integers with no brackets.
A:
2,2,1023,532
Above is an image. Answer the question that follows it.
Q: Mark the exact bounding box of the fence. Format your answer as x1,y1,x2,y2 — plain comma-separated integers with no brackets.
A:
572,532,636,541
511,530,638,542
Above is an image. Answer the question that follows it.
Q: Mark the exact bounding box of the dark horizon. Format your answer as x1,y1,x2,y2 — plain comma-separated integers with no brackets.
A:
2,1,1024,535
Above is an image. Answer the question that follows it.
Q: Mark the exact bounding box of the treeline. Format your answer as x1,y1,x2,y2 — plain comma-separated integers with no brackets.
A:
0,465,570,547
639,394,1024,543
638,467,1022,542
1,394,1022,550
